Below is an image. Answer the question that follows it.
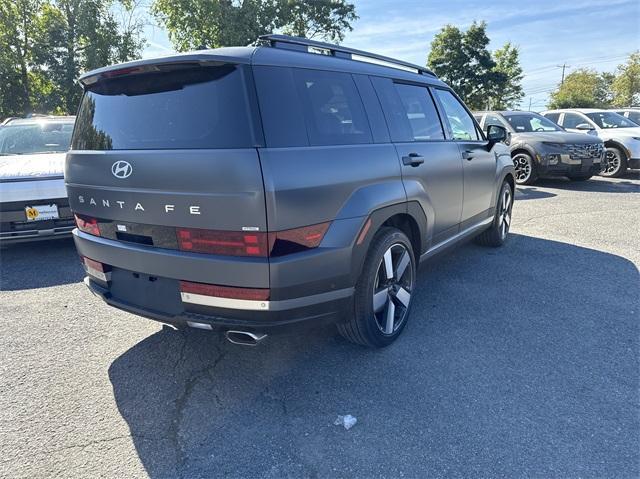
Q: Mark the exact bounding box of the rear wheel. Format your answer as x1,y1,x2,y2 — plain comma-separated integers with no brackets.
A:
601,146,627,177
338,227,416,348
475,180,513,247
512,152,538,185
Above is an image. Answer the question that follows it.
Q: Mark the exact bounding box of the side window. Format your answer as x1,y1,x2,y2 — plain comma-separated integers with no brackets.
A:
393,83,444,141
370,76,413,142
544,112,560,124
434,89,479,140
562,113,587,129
293,69,372,146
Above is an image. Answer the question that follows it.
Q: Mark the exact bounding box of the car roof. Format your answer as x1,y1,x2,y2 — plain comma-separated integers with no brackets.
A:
4,115,75,125
79,36,448,89
473,110,541,116
542,108,604,114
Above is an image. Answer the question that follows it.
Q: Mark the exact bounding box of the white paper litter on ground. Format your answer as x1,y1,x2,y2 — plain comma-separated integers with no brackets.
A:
334,414,357,430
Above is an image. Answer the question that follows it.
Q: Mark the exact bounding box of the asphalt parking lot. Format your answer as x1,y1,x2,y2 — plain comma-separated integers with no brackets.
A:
1,175,639,478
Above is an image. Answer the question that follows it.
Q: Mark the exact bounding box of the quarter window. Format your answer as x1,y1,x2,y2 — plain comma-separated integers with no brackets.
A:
434,89,479,140
393,83,444,141
293,69,372,146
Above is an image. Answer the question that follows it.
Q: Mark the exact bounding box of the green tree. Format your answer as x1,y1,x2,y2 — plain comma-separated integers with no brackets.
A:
281,0,357,42
37,0,145,113
548,68,613,109
611,51,640,107
0,0,144,117
0,0,45,115
427,22,523,110
151,0,358,52
491,42,524,109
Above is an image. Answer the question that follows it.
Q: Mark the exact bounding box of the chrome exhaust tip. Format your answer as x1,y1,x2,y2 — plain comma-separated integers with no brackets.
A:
225,330,267,346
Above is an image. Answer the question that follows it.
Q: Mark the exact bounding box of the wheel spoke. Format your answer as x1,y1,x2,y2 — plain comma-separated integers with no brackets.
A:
395,251,410,280
373,289,389,313
384,299,395,334
504,212,511,226
395,287,411,307
383,249,394,279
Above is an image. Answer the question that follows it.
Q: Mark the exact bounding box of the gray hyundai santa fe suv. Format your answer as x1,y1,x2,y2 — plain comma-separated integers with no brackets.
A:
67,35,515,347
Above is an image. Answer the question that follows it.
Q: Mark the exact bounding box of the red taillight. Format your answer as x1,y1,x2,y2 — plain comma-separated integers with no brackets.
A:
74,214,100,236
176,222,331,257
180,280,269,301
176,228,270,257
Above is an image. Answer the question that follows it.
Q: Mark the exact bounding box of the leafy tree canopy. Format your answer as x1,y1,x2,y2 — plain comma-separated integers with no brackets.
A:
151,0,358,51
548,68,614,109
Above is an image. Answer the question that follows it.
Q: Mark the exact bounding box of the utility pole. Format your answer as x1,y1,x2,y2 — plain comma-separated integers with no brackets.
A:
557,63,570,85
528,97,532,111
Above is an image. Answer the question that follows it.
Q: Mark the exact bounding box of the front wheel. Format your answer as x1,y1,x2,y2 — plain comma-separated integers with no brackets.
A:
475,180,513,247
600,146,627,177
512,152,538,185
337,227,416,348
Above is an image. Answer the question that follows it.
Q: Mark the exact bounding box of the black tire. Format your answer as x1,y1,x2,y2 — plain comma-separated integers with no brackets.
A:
337,227,416,348
567,174,592,181
475,180,513,247
512,151,538,185
601,146,628,178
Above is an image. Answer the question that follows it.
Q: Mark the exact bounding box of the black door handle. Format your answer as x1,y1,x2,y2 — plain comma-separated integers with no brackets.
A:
462,150,474,161
402,153,425,167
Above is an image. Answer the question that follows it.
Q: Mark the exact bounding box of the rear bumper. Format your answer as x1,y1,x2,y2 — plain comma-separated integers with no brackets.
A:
74,220,361,329
84,275,352,330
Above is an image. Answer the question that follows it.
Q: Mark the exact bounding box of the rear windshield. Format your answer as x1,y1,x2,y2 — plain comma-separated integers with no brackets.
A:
72,64,256,150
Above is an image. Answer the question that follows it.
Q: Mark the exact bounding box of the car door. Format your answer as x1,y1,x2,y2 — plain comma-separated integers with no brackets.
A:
371,77,463,244
433,88,496,226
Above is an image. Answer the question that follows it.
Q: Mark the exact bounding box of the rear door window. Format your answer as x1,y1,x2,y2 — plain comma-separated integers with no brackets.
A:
393,83,444,141
293,69,372,146
543,112,560,124
72,64,259,150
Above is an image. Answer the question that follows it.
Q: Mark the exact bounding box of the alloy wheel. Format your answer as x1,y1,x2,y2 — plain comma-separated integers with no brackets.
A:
372,243,414,335
513,154,532,183
601,149,621,176
498,186,512,240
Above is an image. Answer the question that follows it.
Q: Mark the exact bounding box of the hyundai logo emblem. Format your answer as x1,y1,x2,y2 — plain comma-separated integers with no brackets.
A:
111,160,133,179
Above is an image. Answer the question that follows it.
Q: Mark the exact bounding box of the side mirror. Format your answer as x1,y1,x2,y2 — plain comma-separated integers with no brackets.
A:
487,124,507,146
576,123,594,131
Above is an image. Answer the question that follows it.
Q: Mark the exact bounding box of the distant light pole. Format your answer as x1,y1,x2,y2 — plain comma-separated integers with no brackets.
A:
557,63,570,85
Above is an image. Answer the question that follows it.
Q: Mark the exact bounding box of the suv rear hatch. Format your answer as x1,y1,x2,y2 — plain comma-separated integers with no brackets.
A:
66,57,269,288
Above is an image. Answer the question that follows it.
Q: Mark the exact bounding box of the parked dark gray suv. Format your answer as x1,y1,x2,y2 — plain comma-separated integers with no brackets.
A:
67,35,515,347
473,111,604,185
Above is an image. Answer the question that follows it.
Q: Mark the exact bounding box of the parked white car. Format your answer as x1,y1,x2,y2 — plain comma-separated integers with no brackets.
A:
540,108,640,177
612,108,640,125
0,116,75,242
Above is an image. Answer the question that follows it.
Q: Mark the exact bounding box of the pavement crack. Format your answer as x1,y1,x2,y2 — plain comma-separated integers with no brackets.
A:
168,346,227,478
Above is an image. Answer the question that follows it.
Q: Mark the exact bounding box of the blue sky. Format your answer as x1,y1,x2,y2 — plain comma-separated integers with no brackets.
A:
141,0,640,110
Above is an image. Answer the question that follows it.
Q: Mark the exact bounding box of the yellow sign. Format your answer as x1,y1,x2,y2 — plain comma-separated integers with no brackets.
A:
25,207,39,220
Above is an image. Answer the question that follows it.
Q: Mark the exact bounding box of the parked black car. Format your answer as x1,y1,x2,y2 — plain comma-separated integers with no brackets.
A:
68,35,515,348
473,111,604,184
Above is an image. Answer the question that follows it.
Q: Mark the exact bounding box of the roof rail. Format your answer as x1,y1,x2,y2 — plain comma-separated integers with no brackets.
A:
258,34,435,77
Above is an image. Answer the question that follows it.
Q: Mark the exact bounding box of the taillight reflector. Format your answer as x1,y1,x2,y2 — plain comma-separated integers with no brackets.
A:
82,256,111,282
176,222,331,257
176,228,270,256
75,214,100,236
180,280,269,301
